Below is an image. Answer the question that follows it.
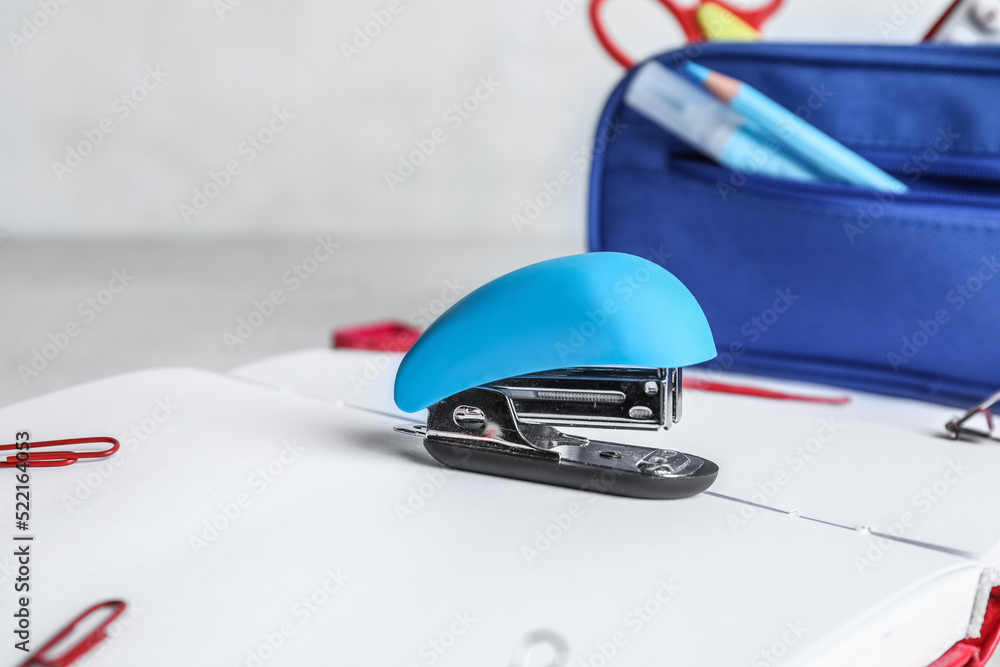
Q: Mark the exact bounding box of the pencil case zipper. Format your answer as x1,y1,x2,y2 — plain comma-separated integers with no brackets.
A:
668,153,1000,209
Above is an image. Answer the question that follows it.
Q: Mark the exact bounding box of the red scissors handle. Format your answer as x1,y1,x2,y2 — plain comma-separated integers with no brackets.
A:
656,0,707,41
591,0,785,67
660,0,786,34
590,0,635,68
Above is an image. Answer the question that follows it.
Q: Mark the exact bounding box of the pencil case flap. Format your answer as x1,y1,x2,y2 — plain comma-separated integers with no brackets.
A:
588,43,1000,407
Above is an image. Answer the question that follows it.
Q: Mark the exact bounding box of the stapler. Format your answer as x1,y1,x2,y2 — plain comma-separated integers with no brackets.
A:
393,252,719,499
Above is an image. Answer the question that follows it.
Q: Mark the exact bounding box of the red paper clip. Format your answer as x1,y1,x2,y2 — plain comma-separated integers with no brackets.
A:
0,437,120,468
333,320,421,352
19,600,127,667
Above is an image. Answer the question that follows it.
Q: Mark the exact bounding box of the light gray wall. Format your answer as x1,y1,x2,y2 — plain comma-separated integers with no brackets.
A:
0,0,949,239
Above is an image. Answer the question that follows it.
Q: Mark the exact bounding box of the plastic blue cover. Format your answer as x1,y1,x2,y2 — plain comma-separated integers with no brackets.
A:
588,43,1000,408
394,252,716,412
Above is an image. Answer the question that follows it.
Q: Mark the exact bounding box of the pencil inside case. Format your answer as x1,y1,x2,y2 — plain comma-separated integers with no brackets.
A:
589,43,1000,408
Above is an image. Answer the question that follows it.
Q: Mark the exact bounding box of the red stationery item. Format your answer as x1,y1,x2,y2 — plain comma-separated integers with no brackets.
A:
0,436,120,468
684,378,851,405
589,0,785,67
19,600,127,667
923,0,963,40
930,587,1000,667
332,320,421,352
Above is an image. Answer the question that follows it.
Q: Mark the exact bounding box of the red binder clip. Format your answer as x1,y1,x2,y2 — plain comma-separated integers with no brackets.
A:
19,600,127,667
0,437,120,468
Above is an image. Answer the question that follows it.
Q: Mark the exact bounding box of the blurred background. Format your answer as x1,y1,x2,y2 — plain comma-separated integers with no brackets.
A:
0,0,951,406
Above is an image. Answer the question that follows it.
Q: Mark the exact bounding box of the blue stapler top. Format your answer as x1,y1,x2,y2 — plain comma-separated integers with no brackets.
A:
394,252,716,412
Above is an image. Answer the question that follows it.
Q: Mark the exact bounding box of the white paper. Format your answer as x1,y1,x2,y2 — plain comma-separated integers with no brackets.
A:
0,367,982,666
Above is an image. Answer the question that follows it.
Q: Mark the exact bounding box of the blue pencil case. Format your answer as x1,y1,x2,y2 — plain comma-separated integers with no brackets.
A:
588,43,1000,408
